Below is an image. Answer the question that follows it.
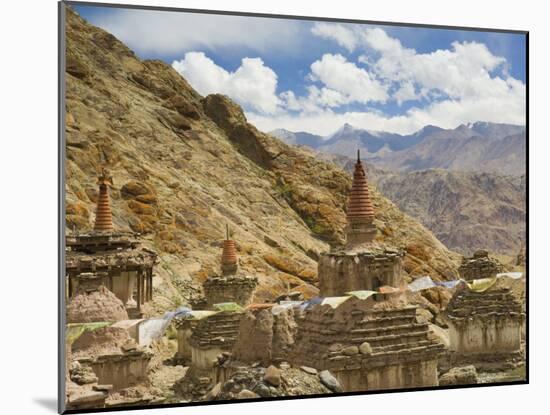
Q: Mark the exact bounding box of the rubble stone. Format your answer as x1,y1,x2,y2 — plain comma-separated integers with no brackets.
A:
237,389,259,399
342,346,359,356
264,365,281,387
319,370,342,393
300,366,318,375
359,342,373,355
439,365,478,386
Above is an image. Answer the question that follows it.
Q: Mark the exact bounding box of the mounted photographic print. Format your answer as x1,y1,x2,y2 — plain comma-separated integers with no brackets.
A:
59,1,528,412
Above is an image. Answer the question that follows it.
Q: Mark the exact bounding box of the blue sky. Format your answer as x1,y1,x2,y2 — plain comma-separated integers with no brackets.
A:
74,5,527,136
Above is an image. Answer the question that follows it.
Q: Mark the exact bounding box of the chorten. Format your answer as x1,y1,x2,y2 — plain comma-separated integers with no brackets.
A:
202,225,258,308
93,169,114,233
345,150,377,246
318,151,404,296
65,169,157,318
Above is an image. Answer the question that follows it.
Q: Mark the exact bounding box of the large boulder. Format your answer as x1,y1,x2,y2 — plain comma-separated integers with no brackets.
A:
319,370,343,393
439,365,478,386
264,365,281,387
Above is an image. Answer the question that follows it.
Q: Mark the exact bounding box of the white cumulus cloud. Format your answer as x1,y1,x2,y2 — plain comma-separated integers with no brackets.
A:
172,52,281,115
311,22,359,52
361,28,509,101
309,54,389,104
301,24,526,132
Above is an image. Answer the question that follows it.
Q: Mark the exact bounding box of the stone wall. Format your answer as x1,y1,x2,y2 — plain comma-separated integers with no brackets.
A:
272,308,298,361
448,318,522,354
190,346,226,371
231,309,274,365
189,312,243,370
89,351,151,391
231,307,298,366
111,271,137,306
318,248,404,297
335,359,439,392
174,319,199,362
203,275,257,308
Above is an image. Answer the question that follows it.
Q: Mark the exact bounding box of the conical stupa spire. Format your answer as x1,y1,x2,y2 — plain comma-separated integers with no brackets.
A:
346,150,375,222
345,150,377,245
94,169,114,233
221,224,238,275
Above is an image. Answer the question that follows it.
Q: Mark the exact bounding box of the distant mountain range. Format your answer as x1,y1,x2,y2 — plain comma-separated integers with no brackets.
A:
271,122,526,176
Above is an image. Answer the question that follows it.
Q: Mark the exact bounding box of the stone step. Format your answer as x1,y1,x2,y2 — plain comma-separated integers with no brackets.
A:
357,315,414,327
454,293,511,301
350,323,428,336
454,296,512,305
208,323,241,329
366,308,417,317
371,339,434,353
369,342,443,358
361,330,429,343
450,305,518,316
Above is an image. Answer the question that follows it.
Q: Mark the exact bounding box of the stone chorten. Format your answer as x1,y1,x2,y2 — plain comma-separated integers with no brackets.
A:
94,169,114,233
318,150,404,297
345,150,377,246
202,225,258,308
443,280,524,370
66,169,157,318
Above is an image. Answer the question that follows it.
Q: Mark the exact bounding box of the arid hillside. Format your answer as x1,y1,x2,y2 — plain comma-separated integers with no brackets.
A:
373,170,526,255
65,8,461,314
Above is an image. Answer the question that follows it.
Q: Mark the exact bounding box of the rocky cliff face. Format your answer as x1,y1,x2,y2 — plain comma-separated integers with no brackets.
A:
64,8,460,313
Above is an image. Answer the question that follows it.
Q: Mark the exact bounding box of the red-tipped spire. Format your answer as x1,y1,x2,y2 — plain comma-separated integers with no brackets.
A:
346,150,375,222
94,169,114,233
221,224,238,275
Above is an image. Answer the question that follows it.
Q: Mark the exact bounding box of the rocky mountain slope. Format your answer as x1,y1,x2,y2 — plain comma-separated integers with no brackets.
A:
372,170,526,255
64,8,461,314
271,122,526,176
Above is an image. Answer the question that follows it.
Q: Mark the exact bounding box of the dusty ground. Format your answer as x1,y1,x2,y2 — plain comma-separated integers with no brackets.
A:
147,336,189,403
478,366,526,384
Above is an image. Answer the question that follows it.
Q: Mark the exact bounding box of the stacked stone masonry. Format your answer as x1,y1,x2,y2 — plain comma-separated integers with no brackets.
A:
189,312,244,370
445,285,524,363
173,318,200,362
319,248,404,297
291,298,445,391
458,250,504,281
79,350,153,391
203,275,258,308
